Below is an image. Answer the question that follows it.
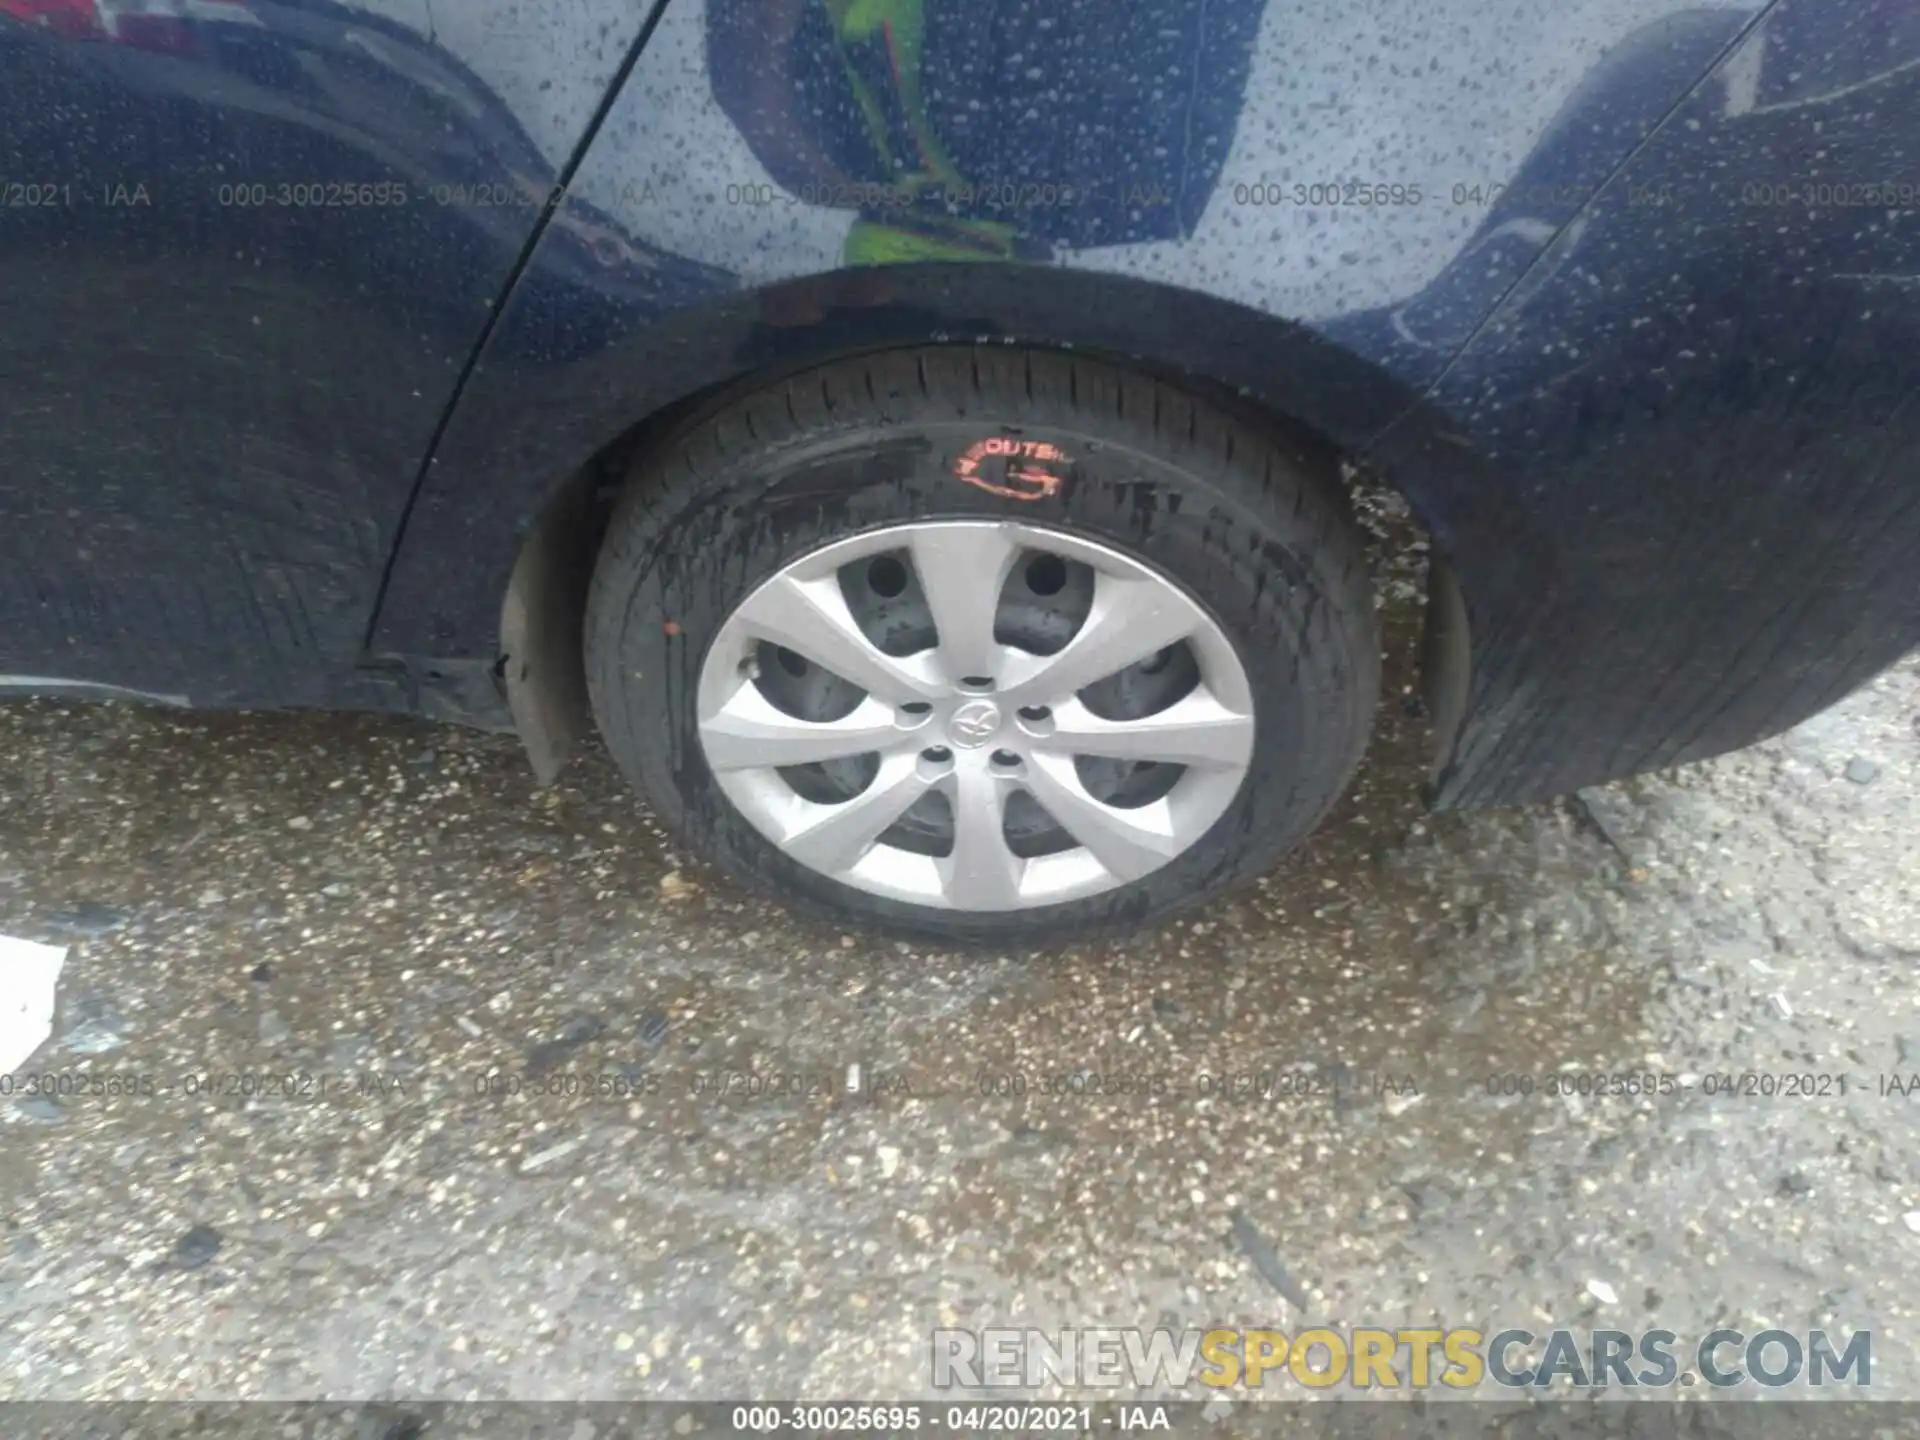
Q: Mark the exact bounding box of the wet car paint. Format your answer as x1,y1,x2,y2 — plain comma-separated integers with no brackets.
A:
5,0,1919,808
0,0,658,710
375,0,1763,678
1374,2,1920,803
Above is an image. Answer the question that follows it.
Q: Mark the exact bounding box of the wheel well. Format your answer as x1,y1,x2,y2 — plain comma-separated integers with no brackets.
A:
498,339,1456,784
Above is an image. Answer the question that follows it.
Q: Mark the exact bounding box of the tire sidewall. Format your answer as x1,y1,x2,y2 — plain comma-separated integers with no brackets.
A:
588,411,1369,944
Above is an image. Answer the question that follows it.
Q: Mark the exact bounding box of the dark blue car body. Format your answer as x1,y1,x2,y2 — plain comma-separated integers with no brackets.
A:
2,0,1916,806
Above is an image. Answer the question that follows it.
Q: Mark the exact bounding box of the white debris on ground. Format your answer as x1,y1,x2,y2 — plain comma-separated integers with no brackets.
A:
0,935,66,1074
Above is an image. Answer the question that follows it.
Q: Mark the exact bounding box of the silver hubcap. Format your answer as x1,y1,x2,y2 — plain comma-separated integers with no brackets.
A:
695,521,1256,912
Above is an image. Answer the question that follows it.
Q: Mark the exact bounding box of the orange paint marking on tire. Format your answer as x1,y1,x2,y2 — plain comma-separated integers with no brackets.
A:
952,436,1070,500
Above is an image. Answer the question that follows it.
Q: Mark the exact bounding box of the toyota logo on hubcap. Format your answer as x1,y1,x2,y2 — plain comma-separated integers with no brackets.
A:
948,699,1002,749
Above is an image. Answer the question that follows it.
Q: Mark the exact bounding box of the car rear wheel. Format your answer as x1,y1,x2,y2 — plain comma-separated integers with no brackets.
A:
584,347,1378,945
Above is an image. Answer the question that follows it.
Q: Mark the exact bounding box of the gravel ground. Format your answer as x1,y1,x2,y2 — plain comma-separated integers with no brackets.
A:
2,525,1917,1402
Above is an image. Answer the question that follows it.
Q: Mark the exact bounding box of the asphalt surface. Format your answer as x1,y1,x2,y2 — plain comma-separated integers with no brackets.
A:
2,517,1918,1402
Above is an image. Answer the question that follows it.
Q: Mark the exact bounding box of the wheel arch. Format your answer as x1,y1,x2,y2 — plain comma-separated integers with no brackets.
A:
373,262,1465,781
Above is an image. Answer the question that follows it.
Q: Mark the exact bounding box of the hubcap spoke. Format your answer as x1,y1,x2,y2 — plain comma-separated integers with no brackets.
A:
780,751,931,873
1033,691,1253,769
908,524,1020,686
734,573,940,705
997,571,1198,708
701,690,905,772
940,760,1025,909
1022,752,1182,883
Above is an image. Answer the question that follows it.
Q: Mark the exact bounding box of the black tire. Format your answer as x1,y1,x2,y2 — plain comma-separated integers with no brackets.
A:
584,347,1378,945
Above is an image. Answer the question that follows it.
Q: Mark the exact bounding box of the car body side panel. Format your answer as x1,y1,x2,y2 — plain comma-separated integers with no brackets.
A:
23,0,1913,812
372,0,1757,664
0,0,650,710
1374,0,1920,806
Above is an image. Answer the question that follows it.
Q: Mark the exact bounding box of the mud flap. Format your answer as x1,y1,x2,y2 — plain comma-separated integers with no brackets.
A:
500,473,595,784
